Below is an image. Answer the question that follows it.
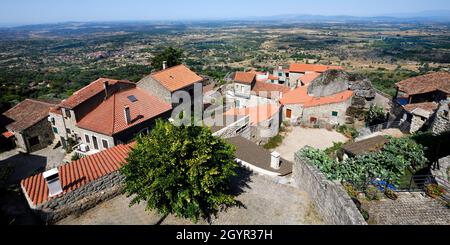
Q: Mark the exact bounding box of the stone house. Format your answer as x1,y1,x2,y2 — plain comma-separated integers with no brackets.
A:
137,64,205,106
224,104,282,145
395,72,450,105
48,78,172,155
393,72,450,133
401,102,439,133
280,84,354,126
1,99,60,153
229,71,290,109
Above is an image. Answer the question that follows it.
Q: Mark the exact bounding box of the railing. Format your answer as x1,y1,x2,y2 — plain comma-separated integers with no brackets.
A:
357,120,411,139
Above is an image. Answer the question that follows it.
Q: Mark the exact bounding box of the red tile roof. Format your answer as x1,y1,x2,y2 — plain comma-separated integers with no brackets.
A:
234,72,256,84
2,99,60,132
2,131,14,138
280,85,353,107
289,63,343,73
298,72,321,85
404,102,439,113
21,144,133,206
151,65,204,92
251,81,291,99
60,78,134,109
396,72,450,96
225,104,280,125
77,87,172,136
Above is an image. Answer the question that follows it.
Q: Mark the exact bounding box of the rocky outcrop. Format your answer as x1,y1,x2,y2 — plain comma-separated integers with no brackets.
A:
308,70,376,120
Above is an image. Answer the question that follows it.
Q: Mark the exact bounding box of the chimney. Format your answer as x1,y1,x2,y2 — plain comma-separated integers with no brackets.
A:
163,61,167,70
271,151,281,170
124,106,132,125
104,80,109,99
43,168,63,198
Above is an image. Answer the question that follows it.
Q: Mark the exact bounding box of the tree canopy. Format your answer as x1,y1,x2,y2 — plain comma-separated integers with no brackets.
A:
151,47,184,71
121,120,238,222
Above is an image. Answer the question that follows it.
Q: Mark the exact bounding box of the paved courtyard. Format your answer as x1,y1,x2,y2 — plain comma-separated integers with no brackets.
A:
58,173,323,225
0,145,66,185
275,127,349,162
363,192,450,225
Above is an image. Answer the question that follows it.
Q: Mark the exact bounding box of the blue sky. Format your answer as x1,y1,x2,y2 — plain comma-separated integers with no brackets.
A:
1,0,449,25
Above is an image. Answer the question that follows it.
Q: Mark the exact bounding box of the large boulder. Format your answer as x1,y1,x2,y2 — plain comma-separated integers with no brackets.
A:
308,70,376,100
308,70,377,121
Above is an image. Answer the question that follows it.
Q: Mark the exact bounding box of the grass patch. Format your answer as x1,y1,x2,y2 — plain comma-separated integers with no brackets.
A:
263,134,284,150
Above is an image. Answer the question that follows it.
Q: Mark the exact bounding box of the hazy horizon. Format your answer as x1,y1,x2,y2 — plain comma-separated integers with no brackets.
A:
1,0,450,26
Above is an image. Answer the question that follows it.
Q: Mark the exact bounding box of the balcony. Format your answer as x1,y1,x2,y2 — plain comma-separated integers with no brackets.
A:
72,143,101,158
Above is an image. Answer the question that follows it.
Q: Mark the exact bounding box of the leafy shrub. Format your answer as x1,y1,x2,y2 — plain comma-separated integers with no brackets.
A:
71,154,81,161
343,182,358,199
337,125,359,139
425,184,446,198
359,208,370,221
264,134,284,149
365,185,382,201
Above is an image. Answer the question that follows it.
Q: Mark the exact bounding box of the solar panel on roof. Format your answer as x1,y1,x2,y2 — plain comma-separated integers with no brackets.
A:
127,95,138,102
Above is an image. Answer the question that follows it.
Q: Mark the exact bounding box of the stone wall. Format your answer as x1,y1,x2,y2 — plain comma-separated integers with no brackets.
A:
293,151,367,225
137,75,172,104
28,170,125,224
431,100,450,135
10,118,55,153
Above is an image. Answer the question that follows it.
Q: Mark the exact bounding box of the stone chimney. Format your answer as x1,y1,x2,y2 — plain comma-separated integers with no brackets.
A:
271,151,281,170
163,61,167,70
124,106,132,125
104,80,109,100
43,168,63,198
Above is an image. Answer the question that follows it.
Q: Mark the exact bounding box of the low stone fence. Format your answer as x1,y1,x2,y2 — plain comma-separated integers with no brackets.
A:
293,151,367,225
27,171,125,224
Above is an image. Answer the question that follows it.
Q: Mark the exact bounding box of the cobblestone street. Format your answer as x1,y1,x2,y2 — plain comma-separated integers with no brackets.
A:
58,174,323,225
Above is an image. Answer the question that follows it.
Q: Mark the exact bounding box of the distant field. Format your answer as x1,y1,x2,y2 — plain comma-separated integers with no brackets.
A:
0,21,449,113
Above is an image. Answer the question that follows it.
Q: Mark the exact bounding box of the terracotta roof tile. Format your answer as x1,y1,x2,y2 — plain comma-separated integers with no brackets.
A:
281,85,353,107
77,87,172,136
396,72,450,96
234,72,256,84
151,65,204,92
404,102,439,114
21,144,133,206
251,81,291,99
60,78,134,109
289,63,343,73
225,104,280,125
298,72,321,85
2,99,60,132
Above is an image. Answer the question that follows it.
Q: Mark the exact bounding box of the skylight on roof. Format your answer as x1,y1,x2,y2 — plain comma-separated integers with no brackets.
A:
127,95,138,103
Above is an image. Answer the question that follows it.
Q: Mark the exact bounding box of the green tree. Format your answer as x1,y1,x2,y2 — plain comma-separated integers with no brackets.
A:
121,120,238,223
151,47,184,71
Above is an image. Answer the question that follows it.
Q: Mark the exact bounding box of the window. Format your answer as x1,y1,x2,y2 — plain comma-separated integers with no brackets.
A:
92,136,99,150
278,72,283,77
127,95,138,103
235,100,241,108
28,136,40,147
66,128,71,134
85,134,91,144
332,111,338,117
102,139,109,149
51,118,56,126
52,127,58,134
286,109,292,119
65,109,71,118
